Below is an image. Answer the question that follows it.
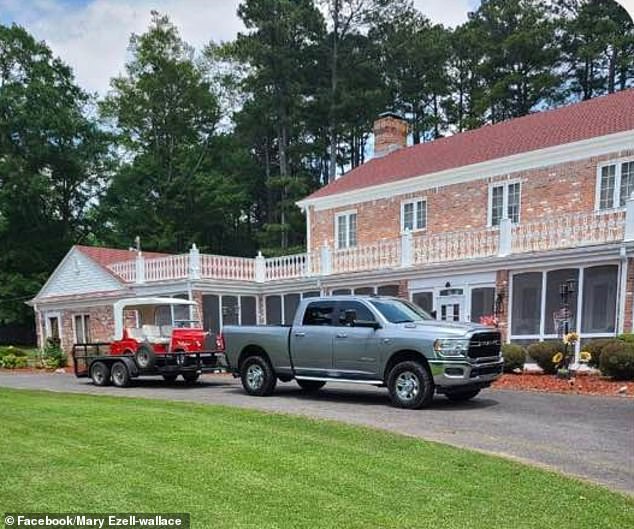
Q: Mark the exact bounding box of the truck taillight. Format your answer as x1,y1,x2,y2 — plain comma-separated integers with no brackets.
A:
215,333,225,351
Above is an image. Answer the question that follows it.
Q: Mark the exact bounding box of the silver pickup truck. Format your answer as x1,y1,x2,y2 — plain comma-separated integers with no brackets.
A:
221,296,503,409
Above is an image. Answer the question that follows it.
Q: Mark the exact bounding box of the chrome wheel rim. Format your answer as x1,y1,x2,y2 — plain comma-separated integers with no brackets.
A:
112,365,125,385
137,350,149,366
92,366,105,384
395,371,420,401
246,364,264,390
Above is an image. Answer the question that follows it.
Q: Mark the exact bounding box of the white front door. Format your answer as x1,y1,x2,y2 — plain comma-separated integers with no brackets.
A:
437,289,466,322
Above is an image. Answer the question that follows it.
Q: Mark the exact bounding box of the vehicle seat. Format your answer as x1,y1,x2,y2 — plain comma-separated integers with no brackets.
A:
160,325,173,337
142,324,171,345
126,327,145,341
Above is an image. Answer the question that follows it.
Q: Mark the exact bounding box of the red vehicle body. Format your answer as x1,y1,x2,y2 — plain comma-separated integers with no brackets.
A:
109,326,208,356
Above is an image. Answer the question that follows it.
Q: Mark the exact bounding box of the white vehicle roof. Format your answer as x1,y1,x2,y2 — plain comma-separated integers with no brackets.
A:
113,297,197,340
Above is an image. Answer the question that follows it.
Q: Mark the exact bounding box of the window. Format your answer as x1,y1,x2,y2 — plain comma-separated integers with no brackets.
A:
303,301,335,326
354,287,375,295
511,272,542,336
470,288,495,323
241,296,257,325
337,301,376,326
489,182,520,226
47,316,60,343
74,314,90,344
545,269,579,334
377,284,399,296
332,289,352,295
335,212,357,249
582,266,618,333
369,298,431,323
597,161,634,210
412,292,433,314
401,199,427,232
284,293,301,325
265,296,282,325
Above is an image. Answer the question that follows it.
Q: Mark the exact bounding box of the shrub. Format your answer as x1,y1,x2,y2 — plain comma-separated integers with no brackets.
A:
0,354,28,369
617,333,634,344
502,344,526,373
583,339,618,369
0,346,29,358
41,339,67,369
527,342,561,374
600,341,634,380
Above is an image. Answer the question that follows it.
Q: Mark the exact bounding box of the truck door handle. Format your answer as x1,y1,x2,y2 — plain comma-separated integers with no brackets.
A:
294,332,306,337
336,332,348,339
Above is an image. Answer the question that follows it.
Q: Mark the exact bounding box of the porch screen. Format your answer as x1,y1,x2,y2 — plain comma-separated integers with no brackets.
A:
241,296,257,325
354,287,374,296
511,273,542,335
470,288,495,323
265,296,282,325
221,296,239,326
202,295,220,334
377,284,399,296
284,294,301,325
545,269,579,334
413,292,433,314
581,265,618,333
332,289,351,295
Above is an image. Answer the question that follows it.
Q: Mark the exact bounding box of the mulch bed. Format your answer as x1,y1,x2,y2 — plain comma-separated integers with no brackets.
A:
492,373,633,398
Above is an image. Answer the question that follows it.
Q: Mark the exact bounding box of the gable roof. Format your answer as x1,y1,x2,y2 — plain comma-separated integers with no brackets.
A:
304,89,634,202
75,245,169,268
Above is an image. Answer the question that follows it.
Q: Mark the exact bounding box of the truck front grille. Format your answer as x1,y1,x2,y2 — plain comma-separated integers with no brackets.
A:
468,332,501,359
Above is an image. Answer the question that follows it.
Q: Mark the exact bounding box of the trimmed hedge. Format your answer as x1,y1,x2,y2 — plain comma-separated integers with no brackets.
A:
527,342,561,374
0,354,28,369
0,346,27,358
583,338,619,369
502,344,526,373
600,341,634,380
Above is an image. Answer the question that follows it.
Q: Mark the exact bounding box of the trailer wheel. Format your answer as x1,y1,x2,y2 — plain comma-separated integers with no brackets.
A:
111,361,131,388
240,356,276,396
182,372,200,384
135,343,156,369
90,361,111,386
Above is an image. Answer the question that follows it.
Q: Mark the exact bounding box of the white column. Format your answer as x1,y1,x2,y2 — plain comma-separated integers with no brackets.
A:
255,251,266,283
625,194,634,241
135,252,145,284
401,229,413,267
320,243,332,276
498,217,512,257
189,243,201,280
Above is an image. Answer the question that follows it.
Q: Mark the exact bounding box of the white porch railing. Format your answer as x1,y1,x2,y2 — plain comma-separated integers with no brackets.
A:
512,210,625,253
106,207,632,284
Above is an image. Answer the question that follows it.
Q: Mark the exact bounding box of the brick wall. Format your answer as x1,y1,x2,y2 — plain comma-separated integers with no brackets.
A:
309,150,634,252
623,259,634,333
496,270,510,343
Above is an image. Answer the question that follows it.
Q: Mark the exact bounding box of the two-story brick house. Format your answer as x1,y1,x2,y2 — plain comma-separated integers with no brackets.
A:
30,89,634,362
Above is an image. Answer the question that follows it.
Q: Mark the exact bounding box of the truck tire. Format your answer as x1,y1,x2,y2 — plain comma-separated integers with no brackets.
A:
240,356,277,396
162,373,178,383
297,379,326,392
90,361,111,386
446,389,481,402
387,360,434,409
111,361,131,388
182,372,200,384
135,343,156,369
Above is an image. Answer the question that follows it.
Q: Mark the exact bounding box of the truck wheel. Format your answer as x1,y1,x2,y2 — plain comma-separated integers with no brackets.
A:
162,374,178,383
446,389,481,402
240,356,276,396
182,372,200,384
135,344,156,369
90,361,110,386
387,361,434,409
297,379,326,392
111,361,131,388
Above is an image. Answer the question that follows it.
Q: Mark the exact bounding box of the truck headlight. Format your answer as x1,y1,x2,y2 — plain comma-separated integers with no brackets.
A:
433,338,470,357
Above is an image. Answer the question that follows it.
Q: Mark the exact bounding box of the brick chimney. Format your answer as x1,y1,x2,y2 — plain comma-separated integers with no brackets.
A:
373,112,408,158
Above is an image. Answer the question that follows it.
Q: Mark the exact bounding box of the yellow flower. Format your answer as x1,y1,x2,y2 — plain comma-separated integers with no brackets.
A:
563,332,579,345
580,351,592,363
552,352,564,364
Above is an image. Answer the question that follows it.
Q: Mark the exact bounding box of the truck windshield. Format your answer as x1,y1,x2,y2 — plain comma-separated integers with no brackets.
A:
369,299,432,324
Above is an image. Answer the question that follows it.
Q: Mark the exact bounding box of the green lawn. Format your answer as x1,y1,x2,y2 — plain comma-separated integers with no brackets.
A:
0,389,632,529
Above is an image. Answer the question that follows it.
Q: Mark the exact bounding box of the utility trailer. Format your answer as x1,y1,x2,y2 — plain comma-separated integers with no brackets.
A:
72,297,225,387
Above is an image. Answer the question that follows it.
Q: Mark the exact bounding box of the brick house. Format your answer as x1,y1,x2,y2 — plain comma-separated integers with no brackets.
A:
30,90,634,362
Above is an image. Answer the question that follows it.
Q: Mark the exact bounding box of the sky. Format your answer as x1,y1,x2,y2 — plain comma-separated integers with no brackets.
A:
0,0,482,94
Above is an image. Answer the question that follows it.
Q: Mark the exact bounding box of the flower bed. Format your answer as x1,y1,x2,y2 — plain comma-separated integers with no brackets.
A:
492,373,633,397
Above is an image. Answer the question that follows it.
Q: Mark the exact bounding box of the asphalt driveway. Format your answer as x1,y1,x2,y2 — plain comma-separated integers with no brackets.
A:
0,372,632,495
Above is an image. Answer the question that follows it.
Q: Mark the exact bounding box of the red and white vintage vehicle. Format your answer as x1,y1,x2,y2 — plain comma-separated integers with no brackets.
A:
73,297,224,386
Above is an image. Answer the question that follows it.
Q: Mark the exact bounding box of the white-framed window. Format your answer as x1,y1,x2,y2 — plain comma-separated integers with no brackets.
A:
488,181,521,226
401,198,427,232
335,211,357,249
45,313,61,343
73,314,91,344
596,160,634,210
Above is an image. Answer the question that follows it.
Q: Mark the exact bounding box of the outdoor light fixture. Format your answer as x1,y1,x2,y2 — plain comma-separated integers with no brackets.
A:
495,288,506,317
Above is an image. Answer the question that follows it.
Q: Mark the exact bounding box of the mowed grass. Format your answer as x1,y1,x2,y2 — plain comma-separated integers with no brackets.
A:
0,389,632,529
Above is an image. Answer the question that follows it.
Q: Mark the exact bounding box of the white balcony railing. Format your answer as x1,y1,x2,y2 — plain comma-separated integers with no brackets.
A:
106,208,633,285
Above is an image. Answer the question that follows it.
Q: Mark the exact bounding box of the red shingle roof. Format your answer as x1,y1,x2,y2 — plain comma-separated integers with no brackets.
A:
306,89,634,200
76,245,169,268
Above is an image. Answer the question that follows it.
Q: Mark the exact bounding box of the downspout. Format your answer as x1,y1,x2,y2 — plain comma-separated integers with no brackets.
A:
617,245,628,335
